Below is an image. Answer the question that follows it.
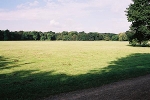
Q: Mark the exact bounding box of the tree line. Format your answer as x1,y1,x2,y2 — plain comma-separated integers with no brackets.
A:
0,29,128,41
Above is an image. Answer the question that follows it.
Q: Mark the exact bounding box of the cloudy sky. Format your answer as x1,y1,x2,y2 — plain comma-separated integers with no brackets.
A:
0,0,132,33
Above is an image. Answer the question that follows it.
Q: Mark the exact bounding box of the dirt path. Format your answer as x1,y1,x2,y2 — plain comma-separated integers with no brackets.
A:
43,74,150,100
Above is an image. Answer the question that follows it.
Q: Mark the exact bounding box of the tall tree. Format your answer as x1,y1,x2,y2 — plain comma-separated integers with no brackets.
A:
125,0,150,44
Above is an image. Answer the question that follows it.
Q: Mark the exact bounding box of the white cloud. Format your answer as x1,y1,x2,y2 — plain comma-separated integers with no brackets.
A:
29,1,39,6
0,0,132,33
50,20,60,26
17,1,39,9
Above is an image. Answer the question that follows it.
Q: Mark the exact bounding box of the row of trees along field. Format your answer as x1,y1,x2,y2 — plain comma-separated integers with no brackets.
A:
0,29,128,41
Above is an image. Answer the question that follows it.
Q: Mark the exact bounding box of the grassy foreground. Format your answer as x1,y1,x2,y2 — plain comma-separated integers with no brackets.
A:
0,41,150,100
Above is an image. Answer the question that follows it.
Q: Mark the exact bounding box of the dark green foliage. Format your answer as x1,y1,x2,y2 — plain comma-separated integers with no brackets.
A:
141,40,149,47
55,33,62,40
4,29,10,41
46,33,52,40
0,29,123,41
32,31,40,40
62,31,70,41
40,33,46,41
111,35,119,41
21,31,29,40
131,38,138,46
87,32,95,41
125,31,135,43
0,30,4,41
69,31,78,41
45,31,55,40
125,0,150,45
10,31,21,40
103,33,115,41
78,31,87,41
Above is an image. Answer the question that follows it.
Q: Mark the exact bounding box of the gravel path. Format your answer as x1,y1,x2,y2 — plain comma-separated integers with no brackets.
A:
43,74,150,100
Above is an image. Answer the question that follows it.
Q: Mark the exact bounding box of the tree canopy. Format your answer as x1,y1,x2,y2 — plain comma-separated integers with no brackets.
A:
125,0,150,45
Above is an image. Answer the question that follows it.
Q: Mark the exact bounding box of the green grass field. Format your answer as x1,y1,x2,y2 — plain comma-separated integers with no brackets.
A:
0,41,150,100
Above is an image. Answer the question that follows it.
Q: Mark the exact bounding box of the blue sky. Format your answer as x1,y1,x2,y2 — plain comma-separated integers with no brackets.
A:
0,0,132,33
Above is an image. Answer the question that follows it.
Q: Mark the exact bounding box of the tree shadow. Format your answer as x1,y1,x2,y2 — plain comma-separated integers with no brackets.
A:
0,56,14,69
127,44,150,47
87,53,150,85
1,53,150,100
0,56,34,70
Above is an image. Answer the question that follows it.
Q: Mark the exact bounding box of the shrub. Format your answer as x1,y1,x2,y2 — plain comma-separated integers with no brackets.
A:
141,41,149,47
130,39,138,46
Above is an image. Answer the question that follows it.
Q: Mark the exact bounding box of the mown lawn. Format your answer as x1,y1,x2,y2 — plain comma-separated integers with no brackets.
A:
0,41,150,100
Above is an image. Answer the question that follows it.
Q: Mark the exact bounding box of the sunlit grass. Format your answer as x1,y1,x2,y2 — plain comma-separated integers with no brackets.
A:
0,41,149,75
0,41,150,100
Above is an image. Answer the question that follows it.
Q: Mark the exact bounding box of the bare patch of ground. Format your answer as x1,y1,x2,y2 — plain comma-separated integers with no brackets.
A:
43,74,150,100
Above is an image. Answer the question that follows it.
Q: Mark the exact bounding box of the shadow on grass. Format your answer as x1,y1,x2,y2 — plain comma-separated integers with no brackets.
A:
127,44,150,47
1,53,150,100
0,56,34,70
0,56,15,70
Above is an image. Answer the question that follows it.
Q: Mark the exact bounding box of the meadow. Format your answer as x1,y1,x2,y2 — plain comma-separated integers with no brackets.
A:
0,41,150,100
